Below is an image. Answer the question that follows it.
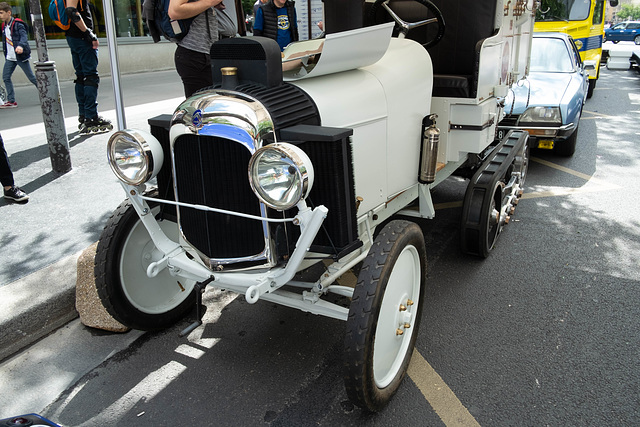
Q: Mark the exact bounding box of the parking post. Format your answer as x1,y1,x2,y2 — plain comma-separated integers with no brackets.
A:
28,0,72,174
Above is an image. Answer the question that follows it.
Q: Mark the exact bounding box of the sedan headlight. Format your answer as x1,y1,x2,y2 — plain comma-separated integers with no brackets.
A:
107,129,164,186
519,107,561,124
248,143,314,211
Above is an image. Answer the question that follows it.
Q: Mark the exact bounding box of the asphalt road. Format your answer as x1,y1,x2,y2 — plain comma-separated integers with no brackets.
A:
1,63,639,425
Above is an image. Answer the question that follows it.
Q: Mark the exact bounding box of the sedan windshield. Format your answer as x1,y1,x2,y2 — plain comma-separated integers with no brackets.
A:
530,38,574,72
536,0,591,21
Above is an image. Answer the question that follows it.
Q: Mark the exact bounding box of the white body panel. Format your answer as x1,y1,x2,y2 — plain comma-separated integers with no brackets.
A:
291,38,433,214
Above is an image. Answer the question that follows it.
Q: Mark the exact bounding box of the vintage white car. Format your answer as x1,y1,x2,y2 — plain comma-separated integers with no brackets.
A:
96,0,534,411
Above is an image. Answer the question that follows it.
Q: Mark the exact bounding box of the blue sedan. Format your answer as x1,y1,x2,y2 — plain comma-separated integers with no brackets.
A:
604,21,640,44
498,33,588,156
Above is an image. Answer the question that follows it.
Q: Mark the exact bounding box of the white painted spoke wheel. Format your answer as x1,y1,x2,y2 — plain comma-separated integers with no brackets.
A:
373,244,421,388
95,194,196,331
344,220,427,412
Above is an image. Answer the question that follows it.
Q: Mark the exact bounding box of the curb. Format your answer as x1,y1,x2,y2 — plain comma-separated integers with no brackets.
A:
0,253,80,362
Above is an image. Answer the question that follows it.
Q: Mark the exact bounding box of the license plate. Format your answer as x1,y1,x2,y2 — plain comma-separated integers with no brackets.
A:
538,139,554,150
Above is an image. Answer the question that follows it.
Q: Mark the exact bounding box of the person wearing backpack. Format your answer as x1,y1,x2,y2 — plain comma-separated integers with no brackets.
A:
0,2,38,109
64,0,112,133
169,0,222,97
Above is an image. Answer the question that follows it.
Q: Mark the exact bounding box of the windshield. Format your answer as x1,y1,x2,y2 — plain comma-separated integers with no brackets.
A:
530,38,574,72
536,0,591,21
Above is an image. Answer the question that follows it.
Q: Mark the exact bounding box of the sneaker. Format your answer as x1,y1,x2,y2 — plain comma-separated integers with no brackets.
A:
0,101,17,109
3,185,29,202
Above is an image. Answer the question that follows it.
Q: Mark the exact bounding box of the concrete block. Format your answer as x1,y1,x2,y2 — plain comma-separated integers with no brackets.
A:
76,243,130,333
607,57,630,70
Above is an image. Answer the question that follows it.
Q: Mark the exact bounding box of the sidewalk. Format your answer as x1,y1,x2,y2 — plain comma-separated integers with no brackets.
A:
0,69,184,361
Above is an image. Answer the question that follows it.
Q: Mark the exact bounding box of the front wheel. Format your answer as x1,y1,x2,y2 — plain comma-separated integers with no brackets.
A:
95,195,197,331
635,35,640,45
344,220,427,412
555,123,578,157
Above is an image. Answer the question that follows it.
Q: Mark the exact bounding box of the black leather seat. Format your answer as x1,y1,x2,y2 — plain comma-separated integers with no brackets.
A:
365,0,497,98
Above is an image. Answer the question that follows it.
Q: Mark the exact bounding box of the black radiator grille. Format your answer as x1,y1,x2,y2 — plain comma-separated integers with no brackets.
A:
173,134,265,259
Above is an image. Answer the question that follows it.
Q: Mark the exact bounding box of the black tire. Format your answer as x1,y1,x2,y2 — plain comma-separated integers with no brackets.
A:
587,78,596,99
463,179,504,258
635,35,640,45
95,195,196,331
555,123,578,157
344,220,427,412
613,40,619,44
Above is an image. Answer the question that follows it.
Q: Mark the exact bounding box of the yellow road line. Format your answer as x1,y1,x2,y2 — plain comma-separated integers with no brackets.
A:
431,158,619,210
520,184,619,200
581,109,614,119
434,201,463,210
529,157,594,181
407,160,619,425
409,349,481,427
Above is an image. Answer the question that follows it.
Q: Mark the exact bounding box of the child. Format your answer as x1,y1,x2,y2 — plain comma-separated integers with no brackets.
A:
0,2,38,108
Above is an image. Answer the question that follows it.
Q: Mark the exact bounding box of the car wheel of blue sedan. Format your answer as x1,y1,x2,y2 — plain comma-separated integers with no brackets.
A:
555,124,578,157
635,35,640,45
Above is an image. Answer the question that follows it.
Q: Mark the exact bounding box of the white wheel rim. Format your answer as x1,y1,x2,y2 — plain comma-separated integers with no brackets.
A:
373,244,421,388
120,207,195,314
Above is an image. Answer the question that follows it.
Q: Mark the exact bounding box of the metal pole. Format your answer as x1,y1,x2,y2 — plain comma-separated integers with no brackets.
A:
27,0,72,174
102,0,126,130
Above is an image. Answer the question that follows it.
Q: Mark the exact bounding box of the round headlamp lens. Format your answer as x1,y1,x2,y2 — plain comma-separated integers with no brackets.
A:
249,143,313,211
107,130,161,186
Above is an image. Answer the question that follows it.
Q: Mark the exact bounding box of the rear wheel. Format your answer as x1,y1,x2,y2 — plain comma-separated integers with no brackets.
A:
344,220,427,412
587,78,596,99
95,196,196,330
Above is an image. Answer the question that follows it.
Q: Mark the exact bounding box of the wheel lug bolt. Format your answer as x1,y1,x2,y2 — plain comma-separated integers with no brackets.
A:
396,329,404,336
404,323,411,329
399,304,407,312
407,299,414,306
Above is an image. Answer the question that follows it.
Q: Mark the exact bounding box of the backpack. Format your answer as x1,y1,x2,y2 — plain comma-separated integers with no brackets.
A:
48,0,83,31
143,0,194,43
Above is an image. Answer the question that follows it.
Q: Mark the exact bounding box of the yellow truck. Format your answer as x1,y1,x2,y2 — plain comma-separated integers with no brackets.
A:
535,0,619,98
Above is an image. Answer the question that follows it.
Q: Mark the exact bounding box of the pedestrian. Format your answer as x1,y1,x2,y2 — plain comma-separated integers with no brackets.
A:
253,0,267,18
0,2,38,109
64,0,112,133
253,0,298,52
169,0,221,98
0,133,29,203
215,1,237,40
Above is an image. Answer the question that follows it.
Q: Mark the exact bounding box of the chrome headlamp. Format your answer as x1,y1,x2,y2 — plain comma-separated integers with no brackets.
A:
107,129,164,186
248,143,314,211
519,107,562,124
